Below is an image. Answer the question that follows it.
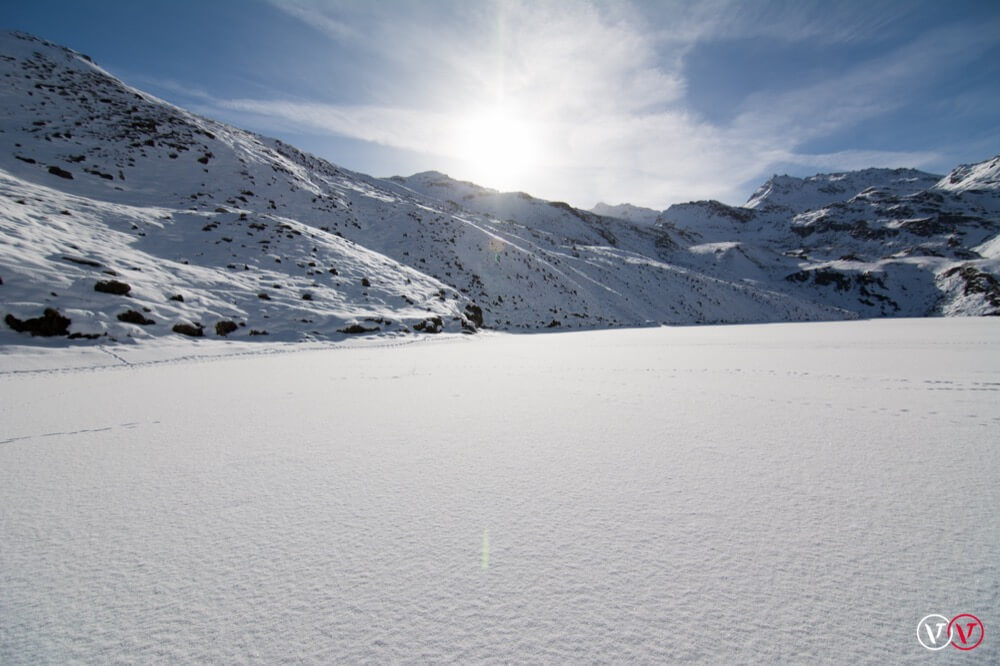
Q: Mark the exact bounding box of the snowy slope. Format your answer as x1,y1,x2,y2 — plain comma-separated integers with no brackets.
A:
1,319,997,663
935,154,1000,193
657,162,1000,318
385,171,850,325
0,32,477,342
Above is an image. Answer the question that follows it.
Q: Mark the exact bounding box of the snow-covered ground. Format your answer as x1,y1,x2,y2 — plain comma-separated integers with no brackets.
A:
1,318,997,663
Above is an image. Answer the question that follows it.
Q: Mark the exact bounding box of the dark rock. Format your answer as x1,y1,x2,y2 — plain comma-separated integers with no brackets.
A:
62,256,102,268
5,308,71,336
901,217,952,237
849,221,898,241
94,279,131,295
169,293,184,302
338,323,380,334
785,269,852,291
214,320,238,336
117,310,155,325
47,165,73,179
67,332,101,340
464,303,484,328
172,322,204,337
412,316,443,333
84,168,114,180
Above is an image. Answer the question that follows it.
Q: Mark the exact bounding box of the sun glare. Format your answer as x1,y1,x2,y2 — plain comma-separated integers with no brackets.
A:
453,108,540,191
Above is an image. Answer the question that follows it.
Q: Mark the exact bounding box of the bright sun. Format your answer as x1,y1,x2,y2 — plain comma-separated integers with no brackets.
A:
453,108,540,191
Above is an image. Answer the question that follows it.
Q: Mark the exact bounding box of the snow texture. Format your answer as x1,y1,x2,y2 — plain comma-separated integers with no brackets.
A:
2,318,998,664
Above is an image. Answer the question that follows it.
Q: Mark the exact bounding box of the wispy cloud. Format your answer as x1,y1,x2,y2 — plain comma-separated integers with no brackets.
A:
130,76,219,104
271,1,359,42
696,0,913,44
200,1,998,208
736,18,1000,134
207,99,454,155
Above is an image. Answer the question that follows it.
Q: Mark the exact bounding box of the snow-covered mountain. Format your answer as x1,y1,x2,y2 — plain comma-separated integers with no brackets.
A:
934,155,1000,193
589,202,660,226
1,31,998,345
656,162,1000,317
744,168,941,213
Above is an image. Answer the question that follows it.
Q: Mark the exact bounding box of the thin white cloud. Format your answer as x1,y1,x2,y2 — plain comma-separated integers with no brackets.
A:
661,0,922,46
738,17,1000,135
204,1,998,208
782,150,942,173
269,1,359,42
130,76,218,104
209,99,455,156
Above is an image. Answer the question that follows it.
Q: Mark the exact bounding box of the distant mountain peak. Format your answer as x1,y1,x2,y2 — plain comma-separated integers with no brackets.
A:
589,202,661,226
936,155,1000,192
745,167,942,213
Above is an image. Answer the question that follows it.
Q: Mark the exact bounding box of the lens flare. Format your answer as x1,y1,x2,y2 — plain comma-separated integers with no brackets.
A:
453,108,540,192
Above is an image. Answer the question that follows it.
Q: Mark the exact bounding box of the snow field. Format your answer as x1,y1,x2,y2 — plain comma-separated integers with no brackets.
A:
1,318,998,663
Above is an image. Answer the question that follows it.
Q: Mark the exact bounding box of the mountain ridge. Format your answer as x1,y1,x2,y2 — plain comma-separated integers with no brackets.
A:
1,31,998,346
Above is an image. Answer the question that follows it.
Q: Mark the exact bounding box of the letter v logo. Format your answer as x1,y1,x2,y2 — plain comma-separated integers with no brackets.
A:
917,614,952,650
926,622,947,644
949,614,984,651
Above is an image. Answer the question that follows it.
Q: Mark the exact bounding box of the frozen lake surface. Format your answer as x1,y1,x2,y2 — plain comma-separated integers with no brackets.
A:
1,319,998,663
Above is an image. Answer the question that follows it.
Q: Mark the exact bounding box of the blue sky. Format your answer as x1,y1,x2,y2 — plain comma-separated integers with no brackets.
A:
3,0,999,209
